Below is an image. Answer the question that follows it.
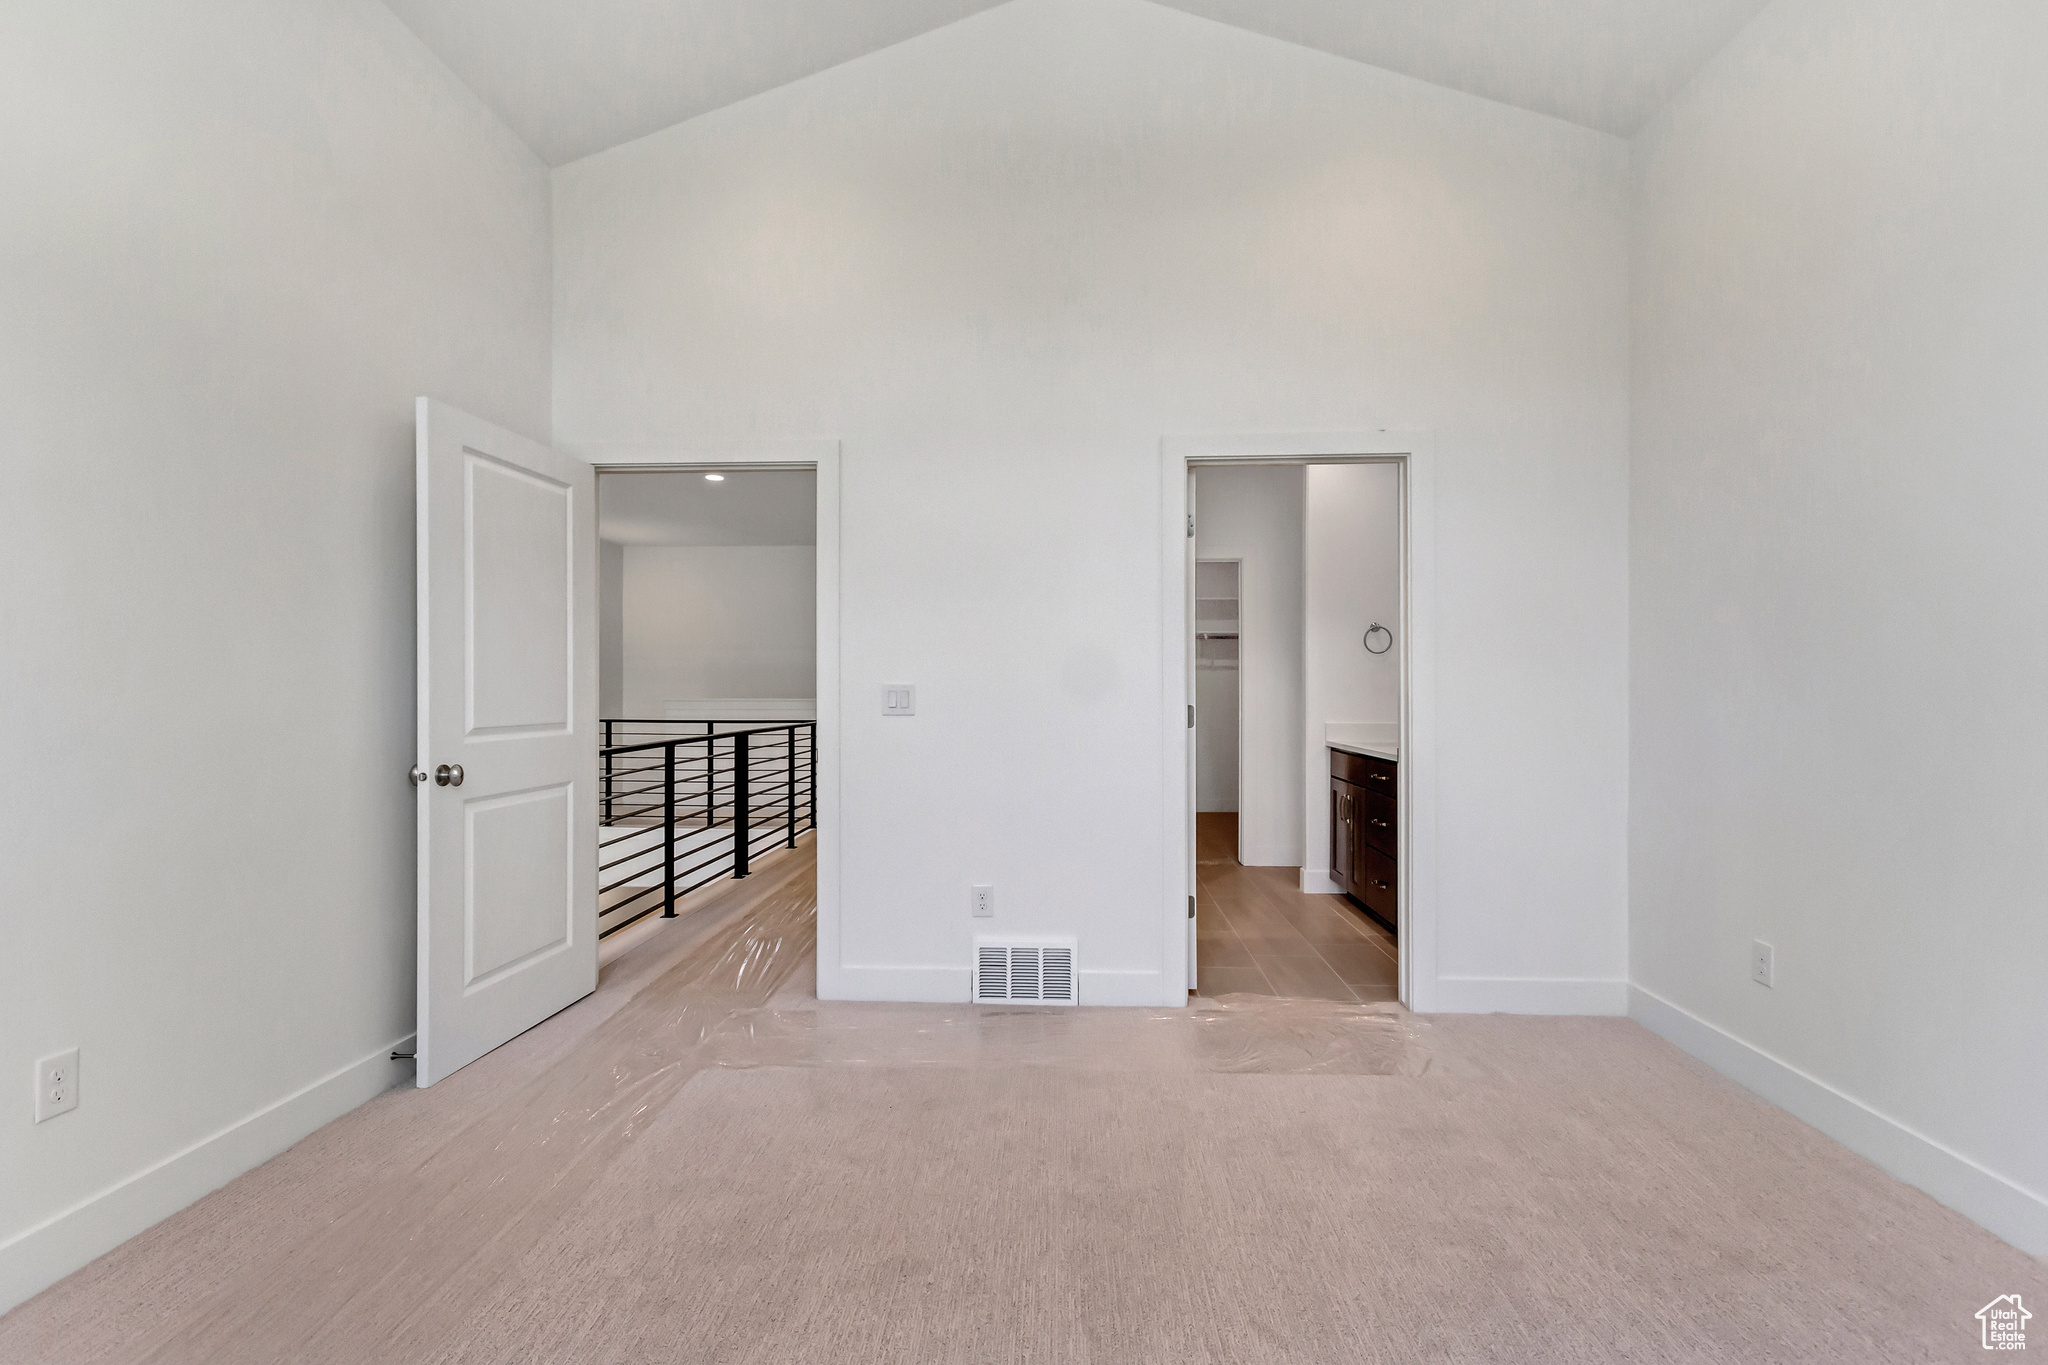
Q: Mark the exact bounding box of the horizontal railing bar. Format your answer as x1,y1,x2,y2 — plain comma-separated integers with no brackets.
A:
601,718,817,726
600,884,662,914
599,866,665,896
597,911,655,939
601,804,720,818
596,825,737,862
603,725,806,732
598,899,665,938
600,806,718,821
599,825,818,939
597,717,815,929
599,840,730,893
661,846,737,886
599,753,790,773
599,845,669,875
600,725,810,758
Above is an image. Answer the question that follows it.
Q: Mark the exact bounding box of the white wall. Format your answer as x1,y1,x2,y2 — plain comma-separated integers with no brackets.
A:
1630,0,2048,1251
1194,467,1304,860
0,0,552,1310
554,0,1631,1007
618,545,818,715
1302,463,1402,889
1194,666,1238,812
599,540,627,715
1193,558,1240,815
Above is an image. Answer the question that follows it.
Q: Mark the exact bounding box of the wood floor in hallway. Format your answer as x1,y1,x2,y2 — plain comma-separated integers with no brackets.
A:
1195,811,1399,1003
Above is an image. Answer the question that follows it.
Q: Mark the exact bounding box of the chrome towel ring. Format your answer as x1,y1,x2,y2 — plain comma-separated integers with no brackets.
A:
1363,623,1393,655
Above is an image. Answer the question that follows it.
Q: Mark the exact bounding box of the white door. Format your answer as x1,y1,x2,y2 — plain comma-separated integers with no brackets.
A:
1186,468,1199,991
414,398,597,1087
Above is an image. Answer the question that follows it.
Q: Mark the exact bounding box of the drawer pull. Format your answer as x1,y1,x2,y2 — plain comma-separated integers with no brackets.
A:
1370,880,1390,890
1368,819,1389,828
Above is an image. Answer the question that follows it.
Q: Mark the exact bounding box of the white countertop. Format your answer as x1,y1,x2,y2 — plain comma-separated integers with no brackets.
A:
1328,738,1398,763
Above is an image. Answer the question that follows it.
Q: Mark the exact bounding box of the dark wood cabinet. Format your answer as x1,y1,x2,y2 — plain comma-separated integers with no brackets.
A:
1330,749,1397,935
1331,781,1357,890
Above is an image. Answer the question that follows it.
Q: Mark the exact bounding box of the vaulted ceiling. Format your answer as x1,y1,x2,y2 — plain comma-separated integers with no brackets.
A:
384,0,1772,166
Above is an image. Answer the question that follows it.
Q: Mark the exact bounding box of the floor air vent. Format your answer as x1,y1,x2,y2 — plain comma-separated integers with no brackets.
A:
973,939,1077,1005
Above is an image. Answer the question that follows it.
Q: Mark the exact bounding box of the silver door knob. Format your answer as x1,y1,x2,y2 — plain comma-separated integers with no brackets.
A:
435,764,464,787
409,765,429,787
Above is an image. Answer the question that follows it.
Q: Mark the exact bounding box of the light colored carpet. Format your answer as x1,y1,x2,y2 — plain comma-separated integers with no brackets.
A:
2,840,2041,1362
429,1066,2038,1365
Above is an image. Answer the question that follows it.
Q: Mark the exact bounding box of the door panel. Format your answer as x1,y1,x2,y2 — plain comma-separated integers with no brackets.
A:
464,784,573,986
466,456,572,733
418,398,597,1087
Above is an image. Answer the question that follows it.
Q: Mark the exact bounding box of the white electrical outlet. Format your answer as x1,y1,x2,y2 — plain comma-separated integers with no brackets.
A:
35,1049,79,1123
972,884,994,918
1750,941,1775,988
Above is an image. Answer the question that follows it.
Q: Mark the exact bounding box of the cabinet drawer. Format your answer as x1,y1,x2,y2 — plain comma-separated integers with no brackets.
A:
1359,846,1397,926
1359,791,1397,858
1330,748,1397,794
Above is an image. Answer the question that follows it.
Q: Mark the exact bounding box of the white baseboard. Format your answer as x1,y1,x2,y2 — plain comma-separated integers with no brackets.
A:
1077,969,1169,1006
0,1036,415,1314
1232,841,1294,868
1629,985,2048,1255
1430,976,1630,1016
822,964,969,1002
1299,870,1343,895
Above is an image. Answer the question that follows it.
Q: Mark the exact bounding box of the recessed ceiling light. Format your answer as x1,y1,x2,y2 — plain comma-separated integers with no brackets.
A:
703,473,724,482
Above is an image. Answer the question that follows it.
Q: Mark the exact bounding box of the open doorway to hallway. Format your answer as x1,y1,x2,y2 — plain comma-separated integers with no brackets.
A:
1191,462,1402,1003
593,468,819,940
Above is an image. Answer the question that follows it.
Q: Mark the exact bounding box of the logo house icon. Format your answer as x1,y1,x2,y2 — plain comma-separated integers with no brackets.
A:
1977,1295,2030,1351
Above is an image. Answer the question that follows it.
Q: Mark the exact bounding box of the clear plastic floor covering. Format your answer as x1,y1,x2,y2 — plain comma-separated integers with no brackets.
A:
130,859,1431,1361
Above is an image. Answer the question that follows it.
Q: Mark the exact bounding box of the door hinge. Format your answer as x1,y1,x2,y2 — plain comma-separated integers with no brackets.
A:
1187,704,1195,728
1186,514,1194,538
1188,895,1195,919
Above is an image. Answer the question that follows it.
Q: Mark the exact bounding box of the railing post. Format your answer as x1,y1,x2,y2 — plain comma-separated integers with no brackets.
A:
785,725,797,847
732,732,750,878
602,720,613,823
662,742,677,917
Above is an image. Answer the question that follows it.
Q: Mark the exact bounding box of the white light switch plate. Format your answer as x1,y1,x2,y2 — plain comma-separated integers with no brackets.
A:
883,684,916,716
35,1048,79,1122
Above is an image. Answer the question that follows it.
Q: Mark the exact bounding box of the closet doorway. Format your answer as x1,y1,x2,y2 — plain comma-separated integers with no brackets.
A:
1194,559,1242,855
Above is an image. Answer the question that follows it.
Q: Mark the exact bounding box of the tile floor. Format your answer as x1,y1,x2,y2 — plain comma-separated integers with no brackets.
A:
1195,812,1399,1002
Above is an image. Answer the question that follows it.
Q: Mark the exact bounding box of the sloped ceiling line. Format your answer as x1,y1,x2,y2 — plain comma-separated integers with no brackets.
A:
384,0,1773,166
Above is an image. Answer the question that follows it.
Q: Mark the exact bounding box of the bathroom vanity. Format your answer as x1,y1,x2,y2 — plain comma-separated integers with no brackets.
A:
1329,743,1397,933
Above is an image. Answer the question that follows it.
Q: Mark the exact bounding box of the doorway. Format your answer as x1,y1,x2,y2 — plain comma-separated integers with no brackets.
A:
413,404,842,1088
1164,434,1433,1010
1194,558,1242,838
1187,463,1401,1003
592,467,820,942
